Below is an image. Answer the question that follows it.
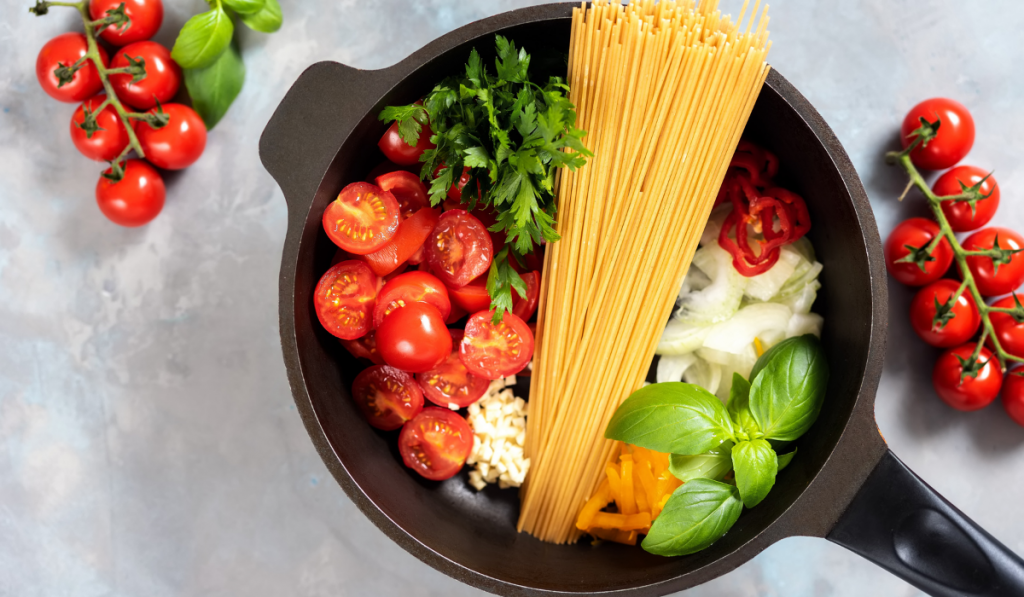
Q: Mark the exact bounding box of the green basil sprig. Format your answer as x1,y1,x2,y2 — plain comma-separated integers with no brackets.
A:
604,334,828,557
171,0,282,129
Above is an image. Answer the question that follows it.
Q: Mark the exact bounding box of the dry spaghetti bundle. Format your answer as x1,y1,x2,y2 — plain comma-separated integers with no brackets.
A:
519,0,771,544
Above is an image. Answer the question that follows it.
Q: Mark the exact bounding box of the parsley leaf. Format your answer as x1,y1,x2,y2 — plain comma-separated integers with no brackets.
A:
380,35,591,321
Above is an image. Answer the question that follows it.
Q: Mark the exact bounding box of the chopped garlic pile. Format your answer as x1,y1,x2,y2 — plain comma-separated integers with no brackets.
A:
466,376,529,491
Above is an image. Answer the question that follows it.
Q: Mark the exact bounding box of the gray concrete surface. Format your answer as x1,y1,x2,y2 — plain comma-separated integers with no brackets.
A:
2,1,1023,595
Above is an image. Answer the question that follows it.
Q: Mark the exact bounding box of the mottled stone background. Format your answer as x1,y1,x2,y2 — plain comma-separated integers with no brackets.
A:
2,1,1023,595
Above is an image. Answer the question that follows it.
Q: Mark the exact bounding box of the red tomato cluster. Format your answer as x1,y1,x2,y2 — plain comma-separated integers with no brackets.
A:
35,0,207,227
887,98,1024,426
313,128,541,481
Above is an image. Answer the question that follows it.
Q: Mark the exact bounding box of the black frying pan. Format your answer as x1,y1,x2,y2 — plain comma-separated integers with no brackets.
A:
257,4,1024,595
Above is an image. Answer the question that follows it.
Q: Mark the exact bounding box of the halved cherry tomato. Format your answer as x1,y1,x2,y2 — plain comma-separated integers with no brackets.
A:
398,407,473,480
909,279,980,347
373,271,451,328
377,302,451,373
351,365,424,431
323,182,400,255
512,246,545,274
427,210,493,288
518,323,537,377
932,343,1001,411
901,98,975,171
375,170,429,219
884,217,954,286
313,260,377,340
445,303,467,325
407,243,426,265
448,274,491,313
989,294,1024,359
340,331,384,365
934,166,999,232
960,227,1024,297
512,271,541,322
417,330,490,408
446,166,474,202
460,311,534,380
1002,369,1024,428
379,121,435,166
361,207,440,277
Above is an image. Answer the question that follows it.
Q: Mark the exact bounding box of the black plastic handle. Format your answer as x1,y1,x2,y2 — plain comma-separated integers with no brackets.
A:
828,450,1024,596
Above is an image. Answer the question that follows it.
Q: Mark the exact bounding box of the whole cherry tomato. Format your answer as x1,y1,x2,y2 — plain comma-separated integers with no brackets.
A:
933,166,999,232
70,95,130,162
378,121,435,166
909,279,980,348
961,227,1024,297
376,302,452,373
989,294,1024,360
90,0,164,46
1002,368,1024,428
373,271,451,329
900,98,975,170
95,159,165,226
108,41,181,110
134,104,207,170
884,218,954,286
375,170,429,219
36,33,108,103
932,343,1001,411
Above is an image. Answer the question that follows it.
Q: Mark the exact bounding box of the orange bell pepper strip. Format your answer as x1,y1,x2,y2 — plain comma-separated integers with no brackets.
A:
620,455,637,515
575,479,612,531
590,511,652,531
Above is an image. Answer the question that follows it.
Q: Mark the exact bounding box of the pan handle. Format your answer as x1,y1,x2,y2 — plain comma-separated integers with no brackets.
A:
827,449,1024,596
258,61,395,215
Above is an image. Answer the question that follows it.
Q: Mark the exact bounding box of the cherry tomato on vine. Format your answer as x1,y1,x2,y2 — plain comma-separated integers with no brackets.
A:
988,294,1024,360
909,279,980,348
933,166,999,232
36,33,108,103
884,218,954,286
900,98,975,170
323,182,401,255
961,227,1024,297
375,170,429,219
134,103,207,170
378,121,435,166
376,302,451,373
426,210,494,288
398,407,474,481
460,310,534,380
1002,369,1024,428
95,159,165,226
90,0,164,46
417,330,490,408
351,365,424,431
313,260,378,340
70,95,130,162
108,41,181,110
932,343,1001,411
373,271,451,329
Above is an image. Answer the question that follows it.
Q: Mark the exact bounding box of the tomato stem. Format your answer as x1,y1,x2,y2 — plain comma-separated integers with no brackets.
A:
891,151,1024,370
34,0,147,175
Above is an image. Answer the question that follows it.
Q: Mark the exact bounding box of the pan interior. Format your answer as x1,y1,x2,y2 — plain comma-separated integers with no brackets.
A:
289,18,875,594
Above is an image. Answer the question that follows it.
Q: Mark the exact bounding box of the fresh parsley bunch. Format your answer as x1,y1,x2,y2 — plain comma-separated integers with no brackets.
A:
604,335,829,556
380,36,591,322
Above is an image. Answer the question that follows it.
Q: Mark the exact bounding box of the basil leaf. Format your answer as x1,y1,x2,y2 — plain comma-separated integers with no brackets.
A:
641,479,743,557
172,7,233,69
669,441,733,482
240,0,282,33
749,335,829,442
184,41,245,129
726,372,760,439
605,382,735,455
223,0,264,15
777,447,797,471
731,439,778,508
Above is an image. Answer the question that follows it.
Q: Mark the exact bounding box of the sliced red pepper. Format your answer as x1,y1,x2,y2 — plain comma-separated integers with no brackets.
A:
761,187,811,241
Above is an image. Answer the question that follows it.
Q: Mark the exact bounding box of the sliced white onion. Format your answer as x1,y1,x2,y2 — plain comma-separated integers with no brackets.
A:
683,358,722,395
777,279,821,315
676,244,747,326
702,303,793,354
657,353,698,383
744,247,803,301
656,319,711,355
787,312,824,338
699,205,731,247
